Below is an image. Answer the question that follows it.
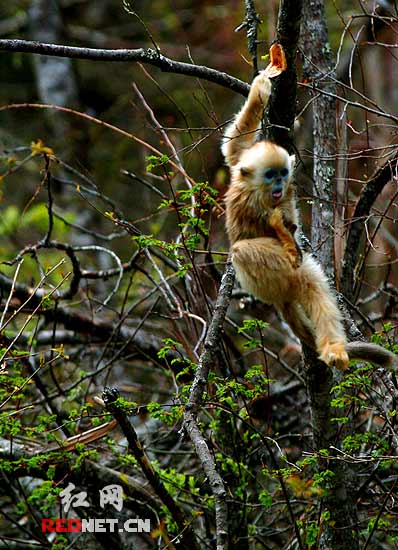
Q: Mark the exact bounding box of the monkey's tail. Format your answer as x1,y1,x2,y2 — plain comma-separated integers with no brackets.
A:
279,309,398,370
347,342,398,369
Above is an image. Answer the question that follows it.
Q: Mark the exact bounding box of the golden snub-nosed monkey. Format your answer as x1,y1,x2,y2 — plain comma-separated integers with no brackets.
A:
222,45,397,371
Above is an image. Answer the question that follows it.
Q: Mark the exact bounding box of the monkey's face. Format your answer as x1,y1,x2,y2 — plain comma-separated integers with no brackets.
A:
263,166,290,202
236,141,294,204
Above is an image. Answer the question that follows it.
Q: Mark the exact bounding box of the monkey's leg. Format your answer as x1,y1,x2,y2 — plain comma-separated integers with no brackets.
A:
232,237,296,305
269,209,301,268
279,301,315,346
297,255,349,370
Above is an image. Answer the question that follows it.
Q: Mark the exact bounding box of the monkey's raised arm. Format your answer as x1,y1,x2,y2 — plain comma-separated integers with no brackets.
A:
221,72,271,167
221,44,287,168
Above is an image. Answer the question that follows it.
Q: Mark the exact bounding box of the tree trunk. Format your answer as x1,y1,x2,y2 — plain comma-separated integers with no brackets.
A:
301,1,359,548
267,0,303,152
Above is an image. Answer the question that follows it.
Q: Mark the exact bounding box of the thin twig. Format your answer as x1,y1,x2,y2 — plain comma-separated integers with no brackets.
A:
0,268,70,365
0,259,23,330
74,245,123,311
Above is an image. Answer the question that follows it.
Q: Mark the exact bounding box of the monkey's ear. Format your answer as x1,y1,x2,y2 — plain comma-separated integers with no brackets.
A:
289,154,296,169
240,166,253,177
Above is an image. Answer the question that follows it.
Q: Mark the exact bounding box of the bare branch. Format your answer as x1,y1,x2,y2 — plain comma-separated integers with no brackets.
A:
184,258,235,550
235,0,261,77
0,271,169,365
104,387,200,550
342,151,398,299
0,39,249,96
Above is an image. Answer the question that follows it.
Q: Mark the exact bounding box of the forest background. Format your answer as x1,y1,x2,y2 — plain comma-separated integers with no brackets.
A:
1,1,398,549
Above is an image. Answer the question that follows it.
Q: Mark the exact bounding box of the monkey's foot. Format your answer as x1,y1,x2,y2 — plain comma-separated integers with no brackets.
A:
264,43,287,78
319,342,349,370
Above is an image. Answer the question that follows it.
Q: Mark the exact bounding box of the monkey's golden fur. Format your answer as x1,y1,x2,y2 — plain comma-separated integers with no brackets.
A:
222,69,397,371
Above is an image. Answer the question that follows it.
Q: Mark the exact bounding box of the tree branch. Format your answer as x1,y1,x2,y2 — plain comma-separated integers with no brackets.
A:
184,258,235,550
341,151,398,299
302,1,336,277
235,0,261,77
104,387,200,550
0,441,161,542
0,39,249,96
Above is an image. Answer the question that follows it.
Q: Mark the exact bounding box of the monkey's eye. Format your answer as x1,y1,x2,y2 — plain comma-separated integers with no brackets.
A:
280,167,289,178
264,169,276,181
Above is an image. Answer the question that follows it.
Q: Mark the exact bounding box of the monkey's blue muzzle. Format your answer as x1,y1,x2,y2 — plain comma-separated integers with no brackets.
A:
271,181,283,200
